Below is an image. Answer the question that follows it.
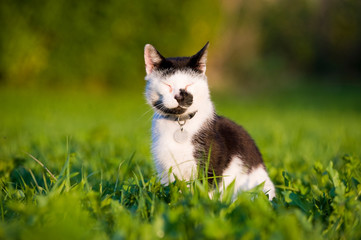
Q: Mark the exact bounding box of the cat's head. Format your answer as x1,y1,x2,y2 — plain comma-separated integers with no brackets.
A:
144,42,210,118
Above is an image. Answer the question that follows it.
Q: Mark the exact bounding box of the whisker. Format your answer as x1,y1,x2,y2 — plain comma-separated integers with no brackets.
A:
148,112,157,122
138,106,155,121
138,101,168,122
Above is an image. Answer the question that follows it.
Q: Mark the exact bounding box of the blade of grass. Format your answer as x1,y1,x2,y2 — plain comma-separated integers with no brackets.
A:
51,137,72,192
28,168,41,193
42,173,49,192
114,160,125,192
66,136,71,190
25,152,57,181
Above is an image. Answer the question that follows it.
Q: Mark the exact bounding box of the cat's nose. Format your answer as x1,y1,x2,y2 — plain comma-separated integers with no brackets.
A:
174,89,193,107
174,94,184,103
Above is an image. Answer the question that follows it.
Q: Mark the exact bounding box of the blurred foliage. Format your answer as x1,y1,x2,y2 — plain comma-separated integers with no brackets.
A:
259,0,361,75
0,0,360,89
0,0,222,89
215,0,361,88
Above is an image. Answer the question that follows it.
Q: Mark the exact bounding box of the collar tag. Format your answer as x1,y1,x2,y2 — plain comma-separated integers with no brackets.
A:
172,112,195,143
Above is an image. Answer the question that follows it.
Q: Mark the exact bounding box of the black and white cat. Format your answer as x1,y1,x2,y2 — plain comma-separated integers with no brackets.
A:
144,42,275,200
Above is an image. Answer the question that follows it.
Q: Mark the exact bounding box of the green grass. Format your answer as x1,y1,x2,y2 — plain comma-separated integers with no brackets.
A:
0,84,361,239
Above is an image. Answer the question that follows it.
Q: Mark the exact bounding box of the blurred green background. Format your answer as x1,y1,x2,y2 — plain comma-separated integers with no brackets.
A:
1,1,361,239
1,0,360,91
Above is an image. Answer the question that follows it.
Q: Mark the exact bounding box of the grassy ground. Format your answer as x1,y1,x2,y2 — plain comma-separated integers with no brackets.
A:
0,84,361,239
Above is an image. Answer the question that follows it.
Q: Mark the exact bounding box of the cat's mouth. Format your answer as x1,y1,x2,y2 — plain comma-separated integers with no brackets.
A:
153,101,188,116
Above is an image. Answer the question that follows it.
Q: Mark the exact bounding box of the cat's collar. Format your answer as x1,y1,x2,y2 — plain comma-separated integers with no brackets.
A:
164,111,197,122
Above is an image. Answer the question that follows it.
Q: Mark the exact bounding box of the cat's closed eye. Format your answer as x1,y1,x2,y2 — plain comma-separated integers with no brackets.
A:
161,81,172,93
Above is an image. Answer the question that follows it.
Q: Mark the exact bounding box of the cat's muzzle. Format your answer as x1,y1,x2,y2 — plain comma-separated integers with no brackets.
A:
153,89,193,116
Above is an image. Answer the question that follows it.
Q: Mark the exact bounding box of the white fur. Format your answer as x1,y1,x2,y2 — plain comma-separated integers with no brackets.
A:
221,157,276,200
147,70,214,184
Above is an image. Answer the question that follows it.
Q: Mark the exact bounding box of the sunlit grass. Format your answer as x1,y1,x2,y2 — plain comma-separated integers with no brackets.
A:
0,84,360,239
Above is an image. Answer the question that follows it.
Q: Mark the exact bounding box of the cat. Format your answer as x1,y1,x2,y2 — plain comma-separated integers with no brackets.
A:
144,42,275,200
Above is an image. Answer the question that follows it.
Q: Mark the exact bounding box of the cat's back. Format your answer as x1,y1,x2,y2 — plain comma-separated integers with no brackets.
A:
193,115,265,174
215,116,264,163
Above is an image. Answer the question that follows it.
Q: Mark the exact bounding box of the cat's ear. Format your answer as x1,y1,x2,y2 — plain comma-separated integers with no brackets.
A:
189,42,209,74
144,44,165,75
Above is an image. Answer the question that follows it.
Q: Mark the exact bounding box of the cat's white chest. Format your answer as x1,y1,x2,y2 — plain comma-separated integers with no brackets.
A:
151,117,198,184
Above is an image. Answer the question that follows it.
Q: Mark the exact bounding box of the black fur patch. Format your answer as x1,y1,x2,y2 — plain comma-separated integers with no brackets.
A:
152,42,208,76
153,100,187,115
155,57,203,76
192,115,265,183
